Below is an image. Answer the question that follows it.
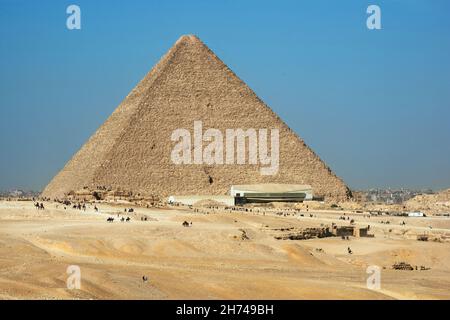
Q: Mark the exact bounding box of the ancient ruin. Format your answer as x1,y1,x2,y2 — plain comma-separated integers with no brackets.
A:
42,35,351,201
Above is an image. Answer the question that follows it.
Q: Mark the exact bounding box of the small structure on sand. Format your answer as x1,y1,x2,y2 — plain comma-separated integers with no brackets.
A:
353,227,374,238
332,226,374,238
332,226,354,237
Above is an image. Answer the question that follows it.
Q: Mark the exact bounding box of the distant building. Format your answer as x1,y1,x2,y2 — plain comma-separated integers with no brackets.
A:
357,188,435,205
408,212,425,217
331,225,374,238
332,226,355,237
230,184,313,204
9,190,24,197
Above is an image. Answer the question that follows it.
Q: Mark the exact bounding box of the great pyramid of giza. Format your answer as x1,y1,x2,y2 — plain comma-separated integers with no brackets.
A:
42,35,351,201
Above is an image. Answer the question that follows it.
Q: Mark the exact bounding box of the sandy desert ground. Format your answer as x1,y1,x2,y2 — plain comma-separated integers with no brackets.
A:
1,200,450,300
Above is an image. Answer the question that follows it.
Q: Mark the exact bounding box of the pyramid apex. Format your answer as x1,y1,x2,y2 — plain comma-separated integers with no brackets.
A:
175,34,203,44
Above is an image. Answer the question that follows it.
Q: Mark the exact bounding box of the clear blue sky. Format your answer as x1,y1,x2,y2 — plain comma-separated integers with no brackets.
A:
1,0,449,191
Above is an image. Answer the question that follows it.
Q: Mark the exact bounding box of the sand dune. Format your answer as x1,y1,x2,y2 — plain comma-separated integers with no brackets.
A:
1,200,449,299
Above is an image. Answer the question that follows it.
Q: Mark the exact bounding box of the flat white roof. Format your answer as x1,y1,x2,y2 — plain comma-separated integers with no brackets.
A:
231,184,312,193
